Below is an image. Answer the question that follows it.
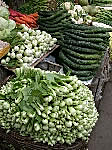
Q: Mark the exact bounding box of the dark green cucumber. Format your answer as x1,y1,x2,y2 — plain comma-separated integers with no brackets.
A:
59,51,100,70
62,63,94,77
59,41,102,54
61,47,101,60
39,11,56,17
64,29,110,39
64,32,104,43
63,22,96,31
39,9,67,21
84,27,112,33
39,22,63,28
78,75,94,81
39,25,64,32
44,13,71,25
64,36,107,51
66,54,99,65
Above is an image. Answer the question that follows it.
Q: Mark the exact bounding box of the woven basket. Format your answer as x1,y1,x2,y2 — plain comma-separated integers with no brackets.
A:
0,127,87,150
0,44,10,59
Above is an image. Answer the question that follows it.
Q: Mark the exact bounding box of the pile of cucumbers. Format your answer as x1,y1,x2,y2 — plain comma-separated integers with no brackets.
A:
38,10,112,81
38,9,71,40
92,0,112,6
95,9,112,27
58,22,112,81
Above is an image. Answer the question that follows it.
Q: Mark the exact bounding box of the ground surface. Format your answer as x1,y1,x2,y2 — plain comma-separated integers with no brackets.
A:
88,71,112,150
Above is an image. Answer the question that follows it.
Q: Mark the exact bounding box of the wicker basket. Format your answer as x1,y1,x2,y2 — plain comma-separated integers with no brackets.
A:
0,127,87,150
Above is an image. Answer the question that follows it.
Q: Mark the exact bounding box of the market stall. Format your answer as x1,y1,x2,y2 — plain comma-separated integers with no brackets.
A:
0,0,112,149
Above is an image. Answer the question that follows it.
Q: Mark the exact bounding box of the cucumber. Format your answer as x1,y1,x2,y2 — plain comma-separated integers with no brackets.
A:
39,9,67,21
39,11,56,17
63,22,96,31
39,22,63,28
66,53,100,65
39,25,64,32
64,36,107,51
65,29,110,39
84,27,112,33
59,51,100,70
61,47,102,60
78,75,94,81
64,32,104,43
62,63,94,77
44,13,71,25
59,41,102,54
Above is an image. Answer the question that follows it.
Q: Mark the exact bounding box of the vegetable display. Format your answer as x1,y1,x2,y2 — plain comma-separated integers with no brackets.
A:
95,9,112,27
0,6,16,40
58,21,111,81
38,9,70,41
91,0,112,6
0,67,99,146
38,10,111,81
0,24,57,68
64,3,93,25
9,9,39,28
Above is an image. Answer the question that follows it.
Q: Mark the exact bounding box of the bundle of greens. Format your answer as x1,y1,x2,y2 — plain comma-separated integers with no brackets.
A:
18,0,48,14
0,67,99,146
1,24,57,68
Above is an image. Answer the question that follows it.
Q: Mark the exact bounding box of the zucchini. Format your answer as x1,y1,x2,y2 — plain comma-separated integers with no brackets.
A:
59,51,100,70
39,9,67,21
64,36,106,51
66,54,100,65
64,32,104,43
62,63,94,77
61,47,102,60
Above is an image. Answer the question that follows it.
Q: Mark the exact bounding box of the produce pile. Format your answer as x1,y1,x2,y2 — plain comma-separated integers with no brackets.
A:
9,9,39,28
64,3,93,24
95,9,112,27
58,22,111,81
1,24,57,68
92,0,112,6
38,9,71,40
18,0,48,14
38,9,112,81
0,67,99,146
0,6,16,40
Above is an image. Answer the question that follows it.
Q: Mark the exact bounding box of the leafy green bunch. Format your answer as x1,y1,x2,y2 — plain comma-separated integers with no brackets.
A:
0,67,99,146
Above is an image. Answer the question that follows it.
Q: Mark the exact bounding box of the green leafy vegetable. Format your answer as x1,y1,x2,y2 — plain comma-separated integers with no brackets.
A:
0,67,99,146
